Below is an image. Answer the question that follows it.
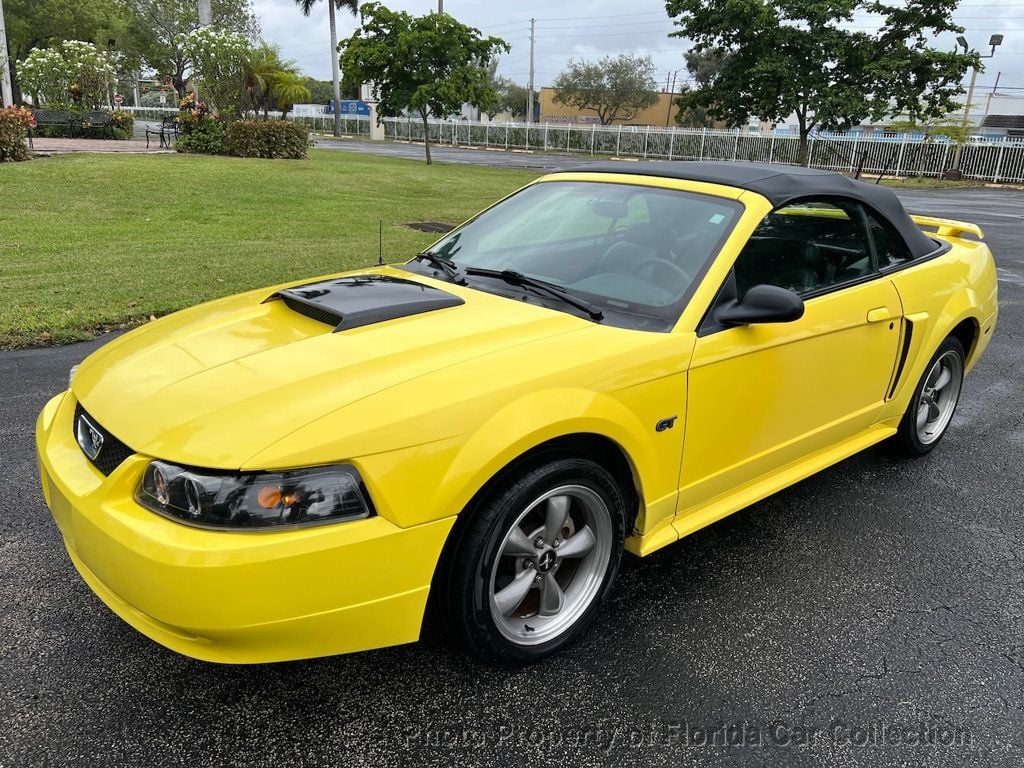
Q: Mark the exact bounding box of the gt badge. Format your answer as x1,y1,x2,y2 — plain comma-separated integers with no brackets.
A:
655,416,678,432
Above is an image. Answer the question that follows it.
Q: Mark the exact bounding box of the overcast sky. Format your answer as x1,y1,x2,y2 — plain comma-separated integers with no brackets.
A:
253,0,1024,107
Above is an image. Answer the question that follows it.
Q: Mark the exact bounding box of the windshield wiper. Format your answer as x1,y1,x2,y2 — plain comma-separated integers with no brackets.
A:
413,251,466,285
464,268,604,321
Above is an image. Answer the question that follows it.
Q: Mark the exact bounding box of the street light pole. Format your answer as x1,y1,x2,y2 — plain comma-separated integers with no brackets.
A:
0,0,14,107
951,34,1002,173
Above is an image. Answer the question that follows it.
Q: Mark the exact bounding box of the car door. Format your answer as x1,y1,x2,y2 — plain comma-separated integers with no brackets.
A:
676,198,903,516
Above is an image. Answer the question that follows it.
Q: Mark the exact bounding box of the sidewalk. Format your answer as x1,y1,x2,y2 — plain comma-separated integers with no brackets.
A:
29,137,173,155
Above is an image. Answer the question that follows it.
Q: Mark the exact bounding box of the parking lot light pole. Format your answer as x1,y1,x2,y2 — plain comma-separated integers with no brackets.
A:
952,33,1003,172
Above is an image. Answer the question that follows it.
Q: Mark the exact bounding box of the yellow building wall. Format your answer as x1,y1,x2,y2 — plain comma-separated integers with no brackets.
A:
539,87,680,127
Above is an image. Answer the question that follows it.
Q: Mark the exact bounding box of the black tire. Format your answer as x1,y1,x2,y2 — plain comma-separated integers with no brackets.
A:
440,456,627,665
893,336,965,456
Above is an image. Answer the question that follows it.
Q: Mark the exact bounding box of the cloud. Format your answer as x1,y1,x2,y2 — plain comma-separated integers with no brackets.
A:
253,0,1023,104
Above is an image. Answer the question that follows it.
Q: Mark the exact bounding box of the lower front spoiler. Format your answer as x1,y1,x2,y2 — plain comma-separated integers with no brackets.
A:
64,541,433,664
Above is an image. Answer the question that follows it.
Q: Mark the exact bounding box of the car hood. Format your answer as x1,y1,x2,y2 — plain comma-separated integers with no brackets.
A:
73,268,587,468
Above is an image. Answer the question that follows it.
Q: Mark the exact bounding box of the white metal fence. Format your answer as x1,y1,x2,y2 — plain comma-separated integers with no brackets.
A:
121,107,1024,183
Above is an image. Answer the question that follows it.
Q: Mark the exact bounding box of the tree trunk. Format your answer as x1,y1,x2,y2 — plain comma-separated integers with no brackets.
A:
421,111,432,164
329,1,342,138
797,114,810,167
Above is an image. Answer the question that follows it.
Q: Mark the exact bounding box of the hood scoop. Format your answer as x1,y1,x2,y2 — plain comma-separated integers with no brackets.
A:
267,274,464,332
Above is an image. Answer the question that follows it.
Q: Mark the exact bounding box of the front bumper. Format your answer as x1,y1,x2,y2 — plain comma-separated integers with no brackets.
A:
36,391,456,663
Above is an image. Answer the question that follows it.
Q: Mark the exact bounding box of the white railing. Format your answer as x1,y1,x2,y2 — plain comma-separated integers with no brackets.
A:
379,117,1024,183
119,107,1024,183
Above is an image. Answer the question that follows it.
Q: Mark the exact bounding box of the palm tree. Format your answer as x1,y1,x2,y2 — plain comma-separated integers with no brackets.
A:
294,0,359,137
247,43,301,118
272,72,312,119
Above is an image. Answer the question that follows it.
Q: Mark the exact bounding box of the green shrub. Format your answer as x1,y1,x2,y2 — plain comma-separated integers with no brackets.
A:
0,106,35,162
226,120,308,159
176,119,227,154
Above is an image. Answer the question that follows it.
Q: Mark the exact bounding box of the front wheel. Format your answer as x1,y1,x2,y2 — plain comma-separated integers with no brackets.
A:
894,336,965,456
442,457,627,665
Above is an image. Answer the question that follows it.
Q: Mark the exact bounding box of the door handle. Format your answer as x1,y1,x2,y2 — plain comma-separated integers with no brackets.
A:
866,307,894,323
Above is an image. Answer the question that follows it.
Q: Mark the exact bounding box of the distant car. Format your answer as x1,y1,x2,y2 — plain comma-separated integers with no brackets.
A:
37,162,998,666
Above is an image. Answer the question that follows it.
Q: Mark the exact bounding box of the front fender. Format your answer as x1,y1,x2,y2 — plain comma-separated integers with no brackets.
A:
355,384,685,534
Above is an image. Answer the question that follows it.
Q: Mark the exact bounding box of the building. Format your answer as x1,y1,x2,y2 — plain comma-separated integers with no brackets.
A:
538,86,681,127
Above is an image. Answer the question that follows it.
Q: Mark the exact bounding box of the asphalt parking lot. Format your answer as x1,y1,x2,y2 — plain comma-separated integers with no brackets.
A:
1,182,1022,767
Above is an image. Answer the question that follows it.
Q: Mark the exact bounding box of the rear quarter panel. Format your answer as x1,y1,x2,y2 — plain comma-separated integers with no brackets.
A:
883,235,997,418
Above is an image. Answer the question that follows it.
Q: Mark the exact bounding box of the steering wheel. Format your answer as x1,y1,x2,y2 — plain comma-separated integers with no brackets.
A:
635,257,693,289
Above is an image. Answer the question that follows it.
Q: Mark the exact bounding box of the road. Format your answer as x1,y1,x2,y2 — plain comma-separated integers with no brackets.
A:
1,184,1022,767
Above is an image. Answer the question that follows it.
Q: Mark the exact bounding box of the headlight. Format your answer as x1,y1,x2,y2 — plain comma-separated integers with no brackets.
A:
137,461,374,530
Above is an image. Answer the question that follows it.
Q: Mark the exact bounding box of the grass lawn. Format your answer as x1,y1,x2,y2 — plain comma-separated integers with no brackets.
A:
0,150,540,349
879,176,986,189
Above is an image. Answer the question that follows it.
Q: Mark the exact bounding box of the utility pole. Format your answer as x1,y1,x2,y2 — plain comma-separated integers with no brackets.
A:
0,0,14,107
664,70,679,127
438,0,443,12
526,18,536,124
983,71,1002,125
198,0,212,25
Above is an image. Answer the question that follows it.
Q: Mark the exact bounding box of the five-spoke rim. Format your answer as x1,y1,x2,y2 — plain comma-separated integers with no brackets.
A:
488,484,612,646
916,350,963,445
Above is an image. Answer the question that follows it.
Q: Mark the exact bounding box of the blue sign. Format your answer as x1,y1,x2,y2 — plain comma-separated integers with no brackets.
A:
325,100,370,116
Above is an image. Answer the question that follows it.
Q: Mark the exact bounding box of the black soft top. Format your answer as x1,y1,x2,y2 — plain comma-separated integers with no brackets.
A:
560,161,938,259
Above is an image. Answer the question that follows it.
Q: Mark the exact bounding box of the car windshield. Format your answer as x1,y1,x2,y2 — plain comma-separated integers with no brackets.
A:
402,180,742,331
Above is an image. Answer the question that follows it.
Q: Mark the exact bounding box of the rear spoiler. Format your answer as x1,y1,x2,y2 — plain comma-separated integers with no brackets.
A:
910,214,984,240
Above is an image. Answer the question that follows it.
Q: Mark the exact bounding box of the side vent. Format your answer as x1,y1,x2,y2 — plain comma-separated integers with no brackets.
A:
278,294,344,328
887,320,914,400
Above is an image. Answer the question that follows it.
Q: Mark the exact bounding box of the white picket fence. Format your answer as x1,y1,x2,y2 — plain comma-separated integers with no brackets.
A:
122,107,1024,183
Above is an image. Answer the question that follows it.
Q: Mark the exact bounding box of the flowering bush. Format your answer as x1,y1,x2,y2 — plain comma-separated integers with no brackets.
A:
17,41,118,108
179,28,253,119
0,106,36,162
176,96,227,154
111,110,135,136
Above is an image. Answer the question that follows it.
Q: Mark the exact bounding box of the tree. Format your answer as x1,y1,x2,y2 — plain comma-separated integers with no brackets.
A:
340,3,508,164
17,40,117,107
666,0,979,165
2,0,129,103
246,42,301,117
127,0,259,99
887,113,970,177
674,48,725,128
293,0,357,138
180,26,252,118
552,54,658,125
271,71,310,118
497,80,536,120
303,77,335,105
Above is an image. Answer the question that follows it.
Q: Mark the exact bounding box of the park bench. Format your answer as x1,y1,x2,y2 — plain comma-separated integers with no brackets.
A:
145,115,178,149
80,111,116,139
28,109,76,147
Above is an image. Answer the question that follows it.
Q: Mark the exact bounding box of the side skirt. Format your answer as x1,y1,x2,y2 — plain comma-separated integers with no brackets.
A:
626,425,897,557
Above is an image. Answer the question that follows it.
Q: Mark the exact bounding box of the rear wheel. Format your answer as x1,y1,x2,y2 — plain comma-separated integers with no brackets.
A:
442,457,626,665
894,337,965,456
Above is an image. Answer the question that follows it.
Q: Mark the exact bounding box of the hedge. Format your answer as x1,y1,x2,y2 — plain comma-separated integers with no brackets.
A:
225,120,308,159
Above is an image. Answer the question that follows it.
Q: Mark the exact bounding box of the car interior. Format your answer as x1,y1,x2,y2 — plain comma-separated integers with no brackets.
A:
732,201,876,297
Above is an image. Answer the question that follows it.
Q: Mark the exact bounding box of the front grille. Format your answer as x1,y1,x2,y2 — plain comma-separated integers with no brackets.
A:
73,404,135,476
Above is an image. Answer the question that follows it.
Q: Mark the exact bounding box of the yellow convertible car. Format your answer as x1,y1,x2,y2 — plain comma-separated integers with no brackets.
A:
37,162,997,665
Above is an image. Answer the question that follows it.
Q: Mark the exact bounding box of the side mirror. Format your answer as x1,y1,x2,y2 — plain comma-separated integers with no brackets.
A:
715,284,805,326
